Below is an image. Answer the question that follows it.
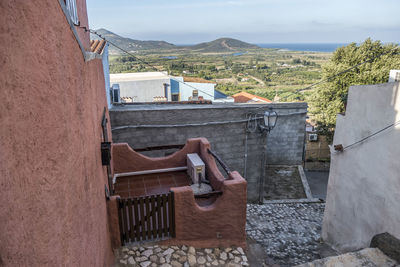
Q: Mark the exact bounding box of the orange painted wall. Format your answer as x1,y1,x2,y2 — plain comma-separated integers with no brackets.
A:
0,0,113,266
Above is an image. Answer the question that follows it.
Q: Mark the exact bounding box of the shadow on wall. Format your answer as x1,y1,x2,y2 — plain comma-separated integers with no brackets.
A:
322,82,400,252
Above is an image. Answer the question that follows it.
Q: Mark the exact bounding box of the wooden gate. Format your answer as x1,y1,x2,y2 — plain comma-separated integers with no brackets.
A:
118,192,175,245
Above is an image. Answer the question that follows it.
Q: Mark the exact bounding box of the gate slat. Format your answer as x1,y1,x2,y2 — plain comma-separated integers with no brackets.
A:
122,199,129,244
145,196,152,240
170,192,176,237
162,194,168,235
157,195,162,238
133,198,139,242
151,196,157,238
117,198,125,245
128,199,134,242
139,197,146,241
118,192,175,243
168,193,173,236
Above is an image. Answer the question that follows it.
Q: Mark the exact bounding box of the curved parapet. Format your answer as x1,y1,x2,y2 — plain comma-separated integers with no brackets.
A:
162,171,247,248
112,138,226,189
111,137,247,248
112,138,199,173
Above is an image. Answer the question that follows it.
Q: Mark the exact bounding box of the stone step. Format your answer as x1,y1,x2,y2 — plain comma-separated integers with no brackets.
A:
295,247,399,267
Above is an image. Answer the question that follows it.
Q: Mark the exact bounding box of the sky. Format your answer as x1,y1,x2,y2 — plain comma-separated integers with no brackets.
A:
86,0,400,44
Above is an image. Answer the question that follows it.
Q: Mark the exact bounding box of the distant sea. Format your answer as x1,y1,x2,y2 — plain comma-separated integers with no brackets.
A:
257,43,349,52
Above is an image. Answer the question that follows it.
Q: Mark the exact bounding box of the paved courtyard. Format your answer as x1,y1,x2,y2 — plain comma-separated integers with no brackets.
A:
246,202,326,266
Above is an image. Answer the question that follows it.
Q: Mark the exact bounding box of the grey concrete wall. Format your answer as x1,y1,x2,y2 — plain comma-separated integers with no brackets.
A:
322,82,400,252
110,103,307,202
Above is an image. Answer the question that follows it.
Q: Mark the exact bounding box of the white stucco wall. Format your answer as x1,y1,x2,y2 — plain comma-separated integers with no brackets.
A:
322,82,400,252
179,82,215,101
110,72,171,102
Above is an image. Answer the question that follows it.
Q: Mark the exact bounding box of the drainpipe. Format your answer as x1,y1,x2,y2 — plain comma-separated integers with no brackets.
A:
163,83,169,100
258,132,268,204
302,121,307,169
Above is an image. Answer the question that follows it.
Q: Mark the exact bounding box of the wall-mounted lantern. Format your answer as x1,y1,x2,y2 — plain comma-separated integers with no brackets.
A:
259,110,278,132
101,142,111,165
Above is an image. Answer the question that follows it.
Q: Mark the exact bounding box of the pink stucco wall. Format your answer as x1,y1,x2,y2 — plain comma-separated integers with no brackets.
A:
165,171,247,248
0,1,113,266
111,138,247,248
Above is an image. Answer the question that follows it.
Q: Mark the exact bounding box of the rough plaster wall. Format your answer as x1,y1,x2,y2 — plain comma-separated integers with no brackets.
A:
75,0,90,50
110,103,307,202
0,1,113,266
322,82,400,252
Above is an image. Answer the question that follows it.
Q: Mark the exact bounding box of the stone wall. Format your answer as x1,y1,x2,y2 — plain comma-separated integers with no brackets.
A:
110,103,307,202
322,82,400,252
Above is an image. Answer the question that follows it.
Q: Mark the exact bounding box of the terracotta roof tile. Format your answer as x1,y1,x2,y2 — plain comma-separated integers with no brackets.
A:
232,91,272,103
90,39,106,54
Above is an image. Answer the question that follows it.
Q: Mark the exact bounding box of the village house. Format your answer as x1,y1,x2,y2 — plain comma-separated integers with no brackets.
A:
1,0,114,265
110,72,233,103
0,1,247,266
3,1,399,266
322,81,400,253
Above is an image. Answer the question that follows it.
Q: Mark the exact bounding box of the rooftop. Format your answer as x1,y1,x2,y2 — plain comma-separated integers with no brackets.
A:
90,39,106,54
233,91,272,103
110,72,169,82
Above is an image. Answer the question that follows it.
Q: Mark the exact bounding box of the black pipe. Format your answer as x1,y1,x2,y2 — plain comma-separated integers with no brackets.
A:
207,148,231,175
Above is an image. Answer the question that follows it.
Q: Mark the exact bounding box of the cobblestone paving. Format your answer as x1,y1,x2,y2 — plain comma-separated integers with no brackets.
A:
246,203,325,266
115,245,249,267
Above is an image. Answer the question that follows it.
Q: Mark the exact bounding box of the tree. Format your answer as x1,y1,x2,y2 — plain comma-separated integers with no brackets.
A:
308,39,400,138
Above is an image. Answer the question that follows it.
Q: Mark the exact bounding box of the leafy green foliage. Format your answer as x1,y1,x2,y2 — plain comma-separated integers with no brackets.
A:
308,39,400,137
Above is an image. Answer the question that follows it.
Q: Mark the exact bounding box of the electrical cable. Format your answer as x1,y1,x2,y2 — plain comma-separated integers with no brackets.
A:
111,111,305,131
83,27,217,99
246,113,258,133
341,119,400,151
83,26,400,105
86,25,399,102
243,113,260,179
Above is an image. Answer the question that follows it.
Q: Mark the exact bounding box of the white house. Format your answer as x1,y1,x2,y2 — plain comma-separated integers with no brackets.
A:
110,72,232,103
110,72,171,103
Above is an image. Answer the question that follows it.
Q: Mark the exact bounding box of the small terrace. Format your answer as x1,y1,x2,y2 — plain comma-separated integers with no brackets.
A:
108,138,247,248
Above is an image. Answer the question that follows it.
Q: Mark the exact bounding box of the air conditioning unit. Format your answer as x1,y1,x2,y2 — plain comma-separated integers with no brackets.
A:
111,84,120,103
187,153,205,185
309,134,318,142
388,70,400,82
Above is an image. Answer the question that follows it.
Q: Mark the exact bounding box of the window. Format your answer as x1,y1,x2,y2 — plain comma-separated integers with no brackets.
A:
111,84,120,103
65,0,79,25
192,90,198,98
171,94,179,101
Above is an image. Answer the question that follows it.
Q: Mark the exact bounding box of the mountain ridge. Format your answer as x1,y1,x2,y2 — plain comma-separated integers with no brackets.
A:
91,29,259,54
186,37,258,52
